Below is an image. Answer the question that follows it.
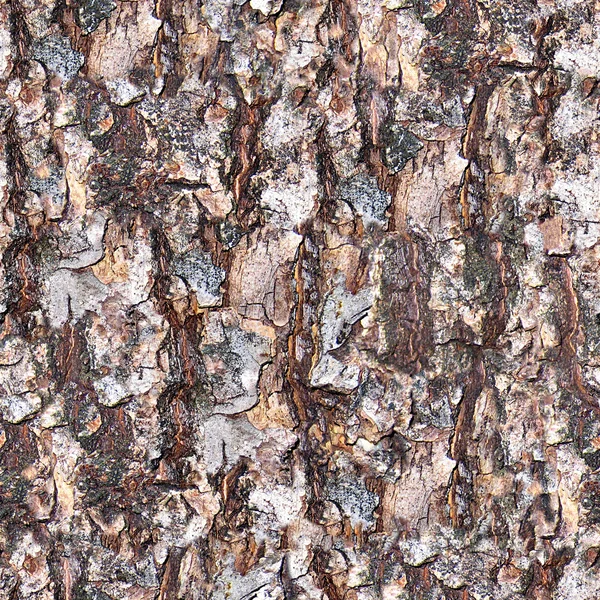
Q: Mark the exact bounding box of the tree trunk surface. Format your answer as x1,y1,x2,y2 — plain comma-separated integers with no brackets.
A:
0,0,599,597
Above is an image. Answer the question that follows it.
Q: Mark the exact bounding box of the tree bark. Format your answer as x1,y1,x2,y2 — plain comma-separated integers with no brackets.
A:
0,0,599,598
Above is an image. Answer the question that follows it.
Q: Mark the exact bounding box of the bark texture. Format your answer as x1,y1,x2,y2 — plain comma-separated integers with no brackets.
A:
0,0,599,597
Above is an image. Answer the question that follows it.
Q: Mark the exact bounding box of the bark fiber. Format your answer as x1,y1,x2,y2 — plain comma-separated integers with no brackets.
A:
0,0,599,598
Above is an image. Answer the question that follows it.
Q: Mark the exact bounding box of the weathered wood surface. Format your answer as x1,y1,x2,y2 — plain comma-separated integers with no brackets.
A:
0,0,599,597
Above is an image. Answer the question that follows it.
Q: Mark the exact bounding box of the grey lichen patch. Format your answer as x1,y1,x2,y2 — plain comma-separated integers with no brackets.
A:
201,0,238,42
397,533,448,567
391,91,466,135
211,555,283,600
29,166,66,220
327,477,379,528
1,0,596,594
408,373,454,434
94,374,132,408
32,36,84,81
310,354,361,395
380,123,423,174
105,79,146,107
39,398,68,429
0,393,42,424
93,366,160,409
138,94,231,179
45,270,108,329
173,250,225,308
76,0,117,35
338,175,391,226
57,213,107,270
0,337,41,399
203,414,265,476
85,547,159,592
201,315,271,414
355,375,404,434
310,283,372,394
319,286,373,355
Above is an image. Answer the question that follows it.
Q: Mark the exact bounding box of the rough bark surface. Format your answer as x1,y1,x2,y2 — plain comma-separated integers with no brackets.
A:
0,0,599,598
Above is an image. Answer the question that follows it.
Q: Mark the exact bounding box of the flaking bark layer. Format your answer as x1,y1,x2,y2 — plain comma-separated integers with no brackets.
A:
0,0,599,598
